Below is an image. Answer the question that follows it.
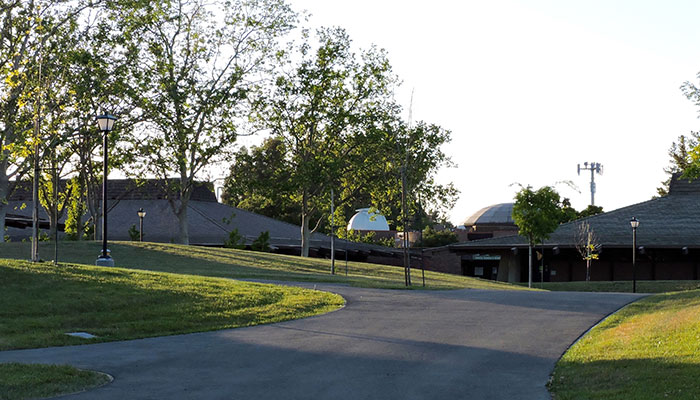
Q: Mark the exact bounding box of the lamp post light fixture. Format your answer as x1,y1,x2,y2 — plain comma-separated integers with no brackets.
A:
137,208,146,242
95,113,117,267
630,217,640,293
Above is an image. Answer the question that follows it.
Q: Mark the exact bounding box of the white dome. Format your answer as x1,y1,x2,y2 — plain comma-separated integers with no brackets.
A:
347,208,390,231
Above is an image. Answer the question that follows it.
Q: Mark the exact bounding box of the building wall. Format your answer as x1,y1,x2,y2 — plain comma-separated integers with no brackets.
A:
423,247,462,275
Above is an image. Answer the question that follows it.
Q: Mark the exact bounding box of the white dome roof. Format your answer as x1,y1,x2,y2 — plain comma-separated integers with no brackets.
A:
347,208,390,231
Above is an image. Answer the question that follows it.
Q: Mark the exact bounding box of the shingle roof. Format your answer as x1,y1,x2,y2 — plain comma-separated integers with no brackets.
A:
463,203,515,226
8,179,216,202
5,179,397,256
451,175,700,250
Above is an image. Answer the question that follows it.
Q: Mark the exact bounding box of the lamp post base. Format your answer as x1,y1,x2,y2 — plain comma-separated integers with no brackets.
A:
96,256,115,267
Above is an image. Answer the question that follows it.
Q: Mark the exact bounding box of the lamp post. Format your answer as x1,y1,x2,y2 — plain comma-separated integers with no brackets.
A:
137,208,146,242
630,217,639,293
95,113,117,267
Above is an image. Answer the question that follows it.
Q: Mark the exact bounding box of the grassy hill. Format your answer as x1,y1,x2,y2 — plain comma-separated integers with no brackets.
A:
549,289,700,399
0,241,528,290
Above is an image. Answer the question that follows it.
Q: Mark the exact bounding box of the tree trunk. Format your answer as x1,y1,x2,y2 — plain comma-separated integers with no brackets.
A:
0,167,7,243
172,176,192,245
586,259,591,282
176,203,189,245
300,190,310,257
528,243,533,288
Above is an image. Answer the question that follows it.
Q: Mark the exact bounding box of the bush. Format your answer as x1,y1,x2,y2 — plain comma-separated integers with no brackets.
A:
251,231,270,252
419,226,458,248
224,228,245,249
128,225,140,241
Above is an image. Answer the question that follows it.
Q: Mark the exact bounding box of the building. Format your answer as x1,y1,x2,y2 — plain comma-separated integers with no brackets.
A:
4,179,405,264
441,174,700,282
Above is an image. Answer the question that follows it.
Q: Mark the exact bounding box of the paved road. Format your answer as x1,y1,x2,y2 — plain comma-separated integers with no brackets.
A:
0,285,643,399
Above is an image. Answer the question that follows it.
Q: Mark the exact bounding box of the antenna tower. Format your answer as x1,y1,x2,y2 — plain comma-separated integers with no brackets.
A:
577,162,603,206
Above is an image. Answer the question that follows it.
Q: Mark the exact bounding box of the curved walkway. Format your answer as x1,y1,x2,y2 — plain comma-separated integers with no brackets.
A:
0,285,643,399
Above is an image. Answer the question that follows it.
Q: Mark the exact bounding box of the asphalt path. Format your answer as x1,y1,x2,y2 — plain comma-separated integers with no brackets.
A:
0,285,644,399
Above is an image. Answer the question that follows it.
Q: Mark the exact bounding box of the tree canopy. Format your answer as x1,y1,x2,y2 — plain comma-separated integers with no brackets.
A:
120,0,296,244
512,185,562,288
656,132,699,196
512,185,562,246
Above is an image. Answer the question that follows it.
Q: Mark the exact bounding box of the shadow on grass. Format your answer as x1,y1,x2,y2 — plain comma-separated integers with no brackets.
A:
550,358,700,400
0,261,342,350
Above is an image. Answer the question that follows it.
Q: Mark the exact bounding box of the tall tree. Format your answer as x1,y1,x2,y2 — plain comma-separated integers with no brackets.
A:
655,132,699,195
222,137,299,224
254,28,398,256
123,0,296,244
512,185,562,288
0,0,104,243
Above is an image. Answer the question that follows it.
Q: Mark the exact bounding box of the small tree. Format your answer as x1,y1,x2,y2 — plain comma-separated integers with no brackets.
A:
575,221,600,282
224,228,245,249
512,185,562,288
251,231,271,252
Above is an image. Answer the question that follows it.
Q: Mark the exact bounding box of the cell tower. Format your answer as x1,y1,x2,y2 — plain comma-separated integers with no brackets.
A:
577,162,603,206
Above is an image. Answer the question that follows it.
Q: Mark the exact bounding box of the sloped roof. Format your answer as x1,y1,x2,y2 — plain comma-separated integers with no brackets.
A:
8,179,216,202
5,181,397,256
451,175,700,250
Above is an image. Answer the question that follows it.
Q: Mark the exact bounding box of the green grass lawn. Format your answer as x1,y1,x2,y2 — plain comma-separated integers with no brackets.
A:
0,241,527,290
549,289,700,399
0,257,345,399
0,363,111,400
0,259,344,350
520,280,700,293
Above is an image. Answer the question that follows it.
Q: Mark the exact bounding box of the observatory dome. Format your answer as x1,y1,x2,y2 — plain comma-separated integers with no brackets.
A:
463,203,515,227
347,208,390,231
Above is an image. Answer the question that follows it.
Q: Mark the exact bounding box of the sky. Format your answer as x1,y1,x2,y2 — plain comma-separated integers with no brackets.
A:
274,0,700,225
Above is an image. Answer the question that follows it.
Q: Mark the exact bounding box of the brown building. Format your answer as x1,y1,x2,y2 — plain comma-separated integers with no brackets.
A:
427,174,700,283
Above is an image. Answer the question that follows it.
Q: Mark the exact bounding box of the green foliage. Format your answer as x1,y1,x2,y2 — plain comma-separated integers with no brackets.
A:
558,198,579,223
222,138,299,225
512,185,562,246
253,27,400,255
127,225,140,241
121,0,297,244
83,223,94,241
251,231,271,252
654,132,699,195
246,28,457,256
64,178,86,241
224,228,245,249
341,229,395,248
419,226,458,248
578,204,604,218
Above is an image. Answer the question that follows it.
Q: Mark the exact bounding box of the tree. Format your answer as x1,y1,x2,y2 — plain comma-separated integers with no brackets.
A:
558,198,578,223
0,0,99,243
575,221,600,282
419,226,458,248
254,27,398,257
222,137,299,224
578,204,604,218
512,185,562,288
656,132,699,195
122,0,296,244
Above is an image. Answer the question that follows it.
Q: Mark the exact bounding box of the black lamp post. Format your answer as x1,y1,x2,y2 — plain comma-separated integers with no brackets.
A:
630,217,639,293
137,208,146,242
96,113,117,267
